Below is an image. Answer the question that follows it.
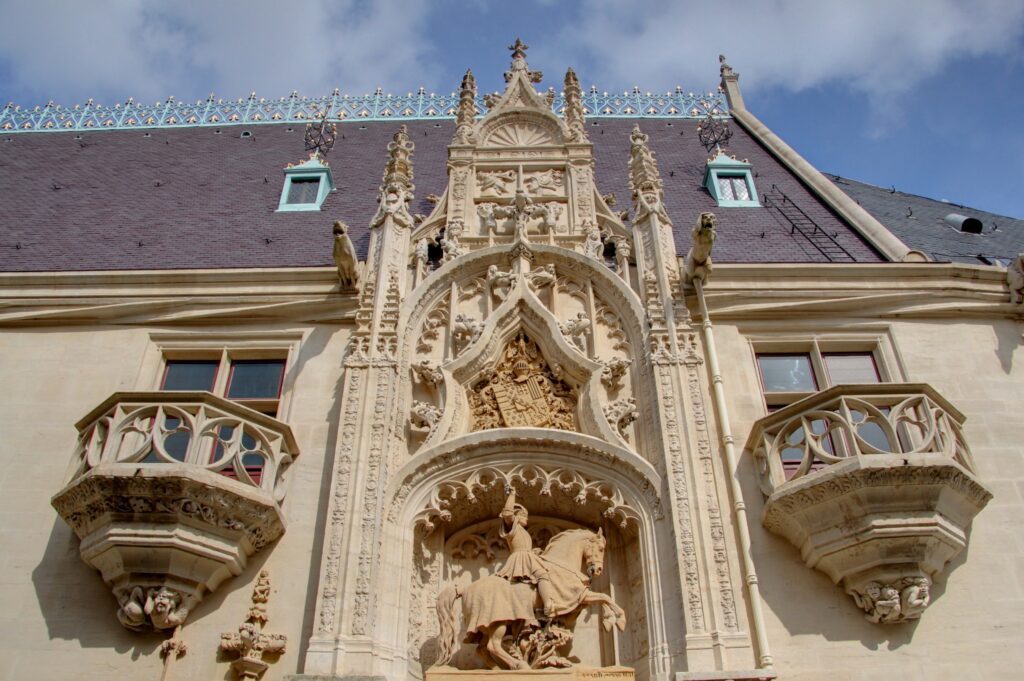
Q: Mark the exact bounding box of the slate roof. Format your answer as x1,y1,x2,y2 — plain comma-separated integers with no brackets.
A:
828,174,1024,265
0,118,884,273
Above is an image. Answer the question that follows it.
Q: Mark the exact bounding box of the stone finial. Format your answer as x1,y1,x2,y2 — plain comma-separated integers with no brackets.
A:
371,125,416,228
453,69,478,144
1007,253,1024,303
332,220,359,289
719,54,733,77
505,37,543,83
219,570,286,680
684,212,717,284
383,124,415,192
628,125,670,225
563,67,588,142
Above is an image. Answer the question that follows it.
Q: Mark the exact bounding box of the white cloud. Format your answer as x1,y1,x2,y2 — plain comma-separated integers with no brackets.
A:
0,0,437,105
540,0,1024,96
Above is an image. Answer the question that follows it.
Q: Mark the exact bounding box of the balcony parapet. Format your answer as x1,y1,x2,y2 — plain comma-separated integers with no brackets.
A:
51,391,299,631
744,384,992,624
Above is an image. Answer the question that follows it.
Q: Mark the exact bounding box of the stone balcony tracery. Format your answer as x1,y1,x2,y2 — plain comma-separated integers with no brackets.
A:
51,391,299,631
744,384,992,624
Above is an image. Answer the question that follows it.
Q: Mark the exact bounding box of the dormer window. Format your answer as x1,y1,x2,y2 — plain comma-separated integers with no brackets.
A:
277,153,335,212
704,148,759,207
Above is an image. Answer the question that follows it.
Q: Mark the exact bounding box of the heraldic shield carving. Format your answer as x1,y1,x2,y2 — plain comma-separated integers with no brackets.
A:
468,333,577,431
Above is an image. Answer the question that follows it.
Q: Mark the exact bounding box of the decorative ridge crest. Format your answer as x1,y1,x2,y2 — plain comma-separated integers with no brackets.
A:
1,89,727,133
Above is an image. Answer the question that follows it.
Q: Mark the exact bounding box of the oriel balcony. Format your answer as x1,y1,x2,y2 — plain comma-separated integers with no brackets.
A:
51,391,299,631
744,384,991,624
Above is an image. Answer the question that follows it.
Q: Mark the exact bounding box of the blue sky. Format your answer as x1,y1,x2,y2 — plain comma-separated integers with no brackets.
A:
2,0,1022,218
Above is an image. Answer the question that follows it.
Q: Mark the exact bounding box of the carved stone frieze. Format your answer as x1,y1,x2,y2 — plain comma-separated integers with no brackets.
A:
467,333,577,431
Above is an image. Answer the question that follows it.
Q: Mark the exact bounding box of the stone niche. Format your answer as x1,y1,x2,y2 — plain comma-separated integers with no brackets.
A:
745,383,992,624
51,391,299,631
406,465,650,679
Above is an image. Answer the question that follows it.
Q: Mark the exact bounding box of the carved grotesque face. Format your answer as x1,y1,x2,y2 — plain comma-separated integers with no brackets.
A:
864,583,881,600
152,588,179,614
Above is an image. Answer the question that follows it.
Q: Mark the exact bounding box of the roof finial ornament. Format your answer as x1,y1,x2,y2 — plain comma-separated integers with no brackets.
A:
371,125,415,228
719,54,734,77
563,68,588,142
304,108,337,160
453,69,478,145
628,124,671,226
505,37,542,83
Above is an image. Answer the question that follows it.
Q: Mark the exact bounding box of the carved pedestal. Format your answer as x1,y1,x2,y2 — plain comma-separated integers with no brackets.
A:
427,666,635,681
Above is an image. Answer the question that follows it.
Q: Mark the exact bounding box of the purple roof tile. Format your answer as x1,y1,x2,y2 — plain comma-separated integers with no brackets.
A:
0,119,882,272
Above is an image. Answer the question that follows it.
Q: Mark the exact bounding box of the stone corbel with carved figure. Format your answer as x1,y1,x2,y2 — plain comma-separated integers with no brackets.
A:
431,488,628,675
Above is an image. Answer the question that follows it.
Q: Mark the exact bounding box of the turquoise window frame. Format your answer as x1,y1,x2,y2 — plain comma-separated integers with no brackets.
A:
277,155,335,212
703,150,759,208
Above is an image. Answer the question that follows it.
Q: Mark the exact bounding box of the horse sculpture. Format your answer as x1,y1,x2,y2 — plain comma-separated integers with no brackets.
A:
435,526,626,670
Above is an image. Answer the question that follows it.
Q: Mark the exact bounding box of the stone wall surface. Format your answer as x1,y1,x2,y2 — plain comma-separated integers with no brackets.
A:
0,322,352,681
719,315,1024,681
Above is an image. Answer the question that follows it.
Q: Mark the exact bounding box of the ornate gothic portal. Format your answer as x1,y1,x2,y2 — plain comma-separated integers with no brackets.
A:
310,40,752,681
468,334,577,431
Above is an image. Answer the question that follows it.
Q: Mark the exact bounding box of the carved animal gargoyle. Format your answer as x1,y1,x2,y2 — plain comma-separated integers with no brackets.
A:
1007,253,1024,304
332,220,359,289
684,212,717,285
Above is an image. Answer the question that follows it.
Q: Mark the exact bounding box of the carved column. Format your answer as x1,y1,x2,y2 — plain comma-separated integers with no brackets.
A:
305,126,416,679
627,126,748,670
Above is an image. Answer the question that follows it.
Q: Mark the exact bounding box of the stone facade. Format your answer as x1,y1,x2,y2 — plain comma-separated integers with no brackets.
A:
0,44,1022,681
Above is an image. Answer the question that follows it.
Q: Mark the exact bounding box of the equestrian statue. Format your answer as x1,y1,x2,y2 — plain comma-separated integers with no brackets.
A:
435,488,626,670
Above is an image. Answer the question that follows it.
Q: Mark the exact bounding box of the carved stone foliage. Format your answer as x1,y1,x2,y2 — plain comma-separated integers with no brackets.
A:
746,384,993,623
413,463,642,532
51,392,297,631
603,398,638,438
600,358,632,391
467,333,577,431
219,570,287,680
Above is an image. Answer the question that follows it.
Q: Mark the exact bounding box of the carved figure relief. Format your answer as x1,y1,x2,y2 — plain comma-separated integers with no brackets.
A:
116,585,193,631
219,570,287,680
467,333,577,431
442,220,466,263
523,169,564,196
478,170,517,196
411,401,443,436
559,312,591,352
434,489,625,671
600,358,632,391
452,314,485,356
487,265,515,301
848,576,931,624
411,360,444,388
525,264,557,292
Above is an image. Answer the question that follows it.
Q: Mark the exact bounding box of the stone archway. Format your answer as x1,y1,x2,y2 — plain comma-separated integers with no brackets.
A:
385,442,664,681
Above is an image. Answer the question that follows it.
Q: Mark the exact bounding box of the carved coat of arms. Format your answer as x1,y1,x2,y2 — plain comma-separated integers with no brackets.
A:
468,333,576,431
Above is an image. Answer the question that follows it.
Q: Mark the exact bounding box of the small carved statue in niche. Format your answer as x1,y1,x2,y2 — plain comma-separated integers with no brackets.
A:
452,314,485,354
441,220,465,263
559,312,591,352
600,357,632,390
411,360,443,388
487,264,515,301
525,264,556,292
410,401,443,435
582,223,604,261
332,220,359,289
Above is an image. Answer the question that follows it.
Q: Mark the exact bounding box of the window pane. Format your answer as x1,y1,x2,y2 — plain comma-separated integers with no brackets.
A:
287,178,320,204
227,360,285,399
731,177,750,201
717,176,735,201
823,353,880,385
757,355,817,392
162,360,219,391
